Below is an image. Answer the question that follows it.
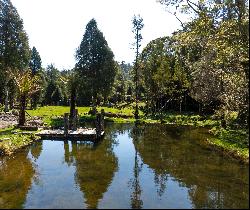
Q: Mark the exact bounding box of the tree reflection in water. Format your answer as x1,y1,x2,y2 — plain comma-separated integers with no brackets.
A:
62,135,118,209
0,148,35,209
0,123,247,209
30,140,43,161
129,123,144,209
132,124,249,209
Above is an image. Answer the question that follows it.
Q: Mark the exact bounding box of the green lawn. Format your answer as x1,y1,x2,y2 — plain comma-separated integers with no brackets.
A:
26,105,220,126
26,105,141,126
27,105,140,116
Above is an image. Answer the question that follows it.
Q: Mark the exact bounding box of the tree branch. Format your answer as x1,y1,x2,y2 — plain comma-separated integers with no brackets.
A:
166,10,184,28
186,0,200,14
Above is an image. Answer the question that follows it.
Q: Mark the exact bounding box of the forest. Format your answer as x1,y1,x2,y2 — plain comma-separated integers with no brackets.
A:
0,0,249,160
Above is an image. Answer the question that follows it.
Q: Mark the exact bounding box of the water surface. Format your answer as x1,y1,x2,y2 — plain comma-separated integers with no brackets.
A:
0,123,249,209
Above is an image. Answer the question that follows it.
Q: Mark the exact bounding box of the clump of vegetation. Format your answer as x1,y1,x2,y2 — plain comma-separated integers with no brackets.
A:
0,127,39,155
207,127,249,163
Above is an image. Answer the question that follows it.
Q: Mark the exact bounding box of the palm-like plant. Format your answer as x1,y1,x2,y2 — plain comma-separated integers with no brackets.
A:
11,69,41,126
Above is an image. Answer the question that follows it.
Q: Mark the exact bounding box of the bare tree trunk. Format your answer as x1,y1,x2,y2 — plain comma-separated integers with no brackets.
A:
19,94,26,126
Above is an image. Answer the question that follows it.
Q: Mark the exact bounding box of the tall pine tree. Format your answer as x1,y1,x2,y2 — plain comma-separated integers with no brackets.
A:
132,15,144,119
29,46,42,75
75,18,116,106
0,0,30,110
29,46,43,109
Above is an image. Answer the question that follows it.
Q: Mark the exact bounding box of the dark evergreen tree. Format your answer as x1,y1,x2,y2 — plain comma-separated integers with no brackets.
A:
51,85,63,105
29,46,42,109
120,61,132,80
75,18,116,106
43,64,65,105
44,82,57,105
29,46,42,75
0,0,30,70
0,0,30,111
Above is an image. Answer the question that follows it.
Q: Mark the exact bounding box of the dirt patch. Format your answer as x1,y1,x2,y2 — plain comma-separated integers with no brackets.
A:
0,112,44,129
0,112,18,129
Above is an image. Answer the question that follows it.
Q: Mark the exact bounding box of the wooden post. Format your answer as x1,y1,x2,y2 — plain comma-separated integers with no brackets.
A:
72,109,78,131
95,113,101,139
95,110,104,139
101,109,105,131
64,113,69,137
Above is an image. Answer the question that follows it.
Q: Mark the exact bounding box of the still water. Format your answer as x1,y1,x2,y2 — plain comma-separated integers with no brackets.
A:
0,123,249,209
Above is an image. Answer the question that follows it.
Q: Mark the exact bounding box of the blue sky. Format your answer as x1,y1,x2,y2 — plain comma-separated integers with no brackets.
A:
12,0,185,70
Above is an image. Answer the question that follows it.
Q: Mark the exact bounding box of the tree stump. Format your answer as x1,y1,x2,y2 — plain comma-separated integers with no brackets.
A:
95,111,104,139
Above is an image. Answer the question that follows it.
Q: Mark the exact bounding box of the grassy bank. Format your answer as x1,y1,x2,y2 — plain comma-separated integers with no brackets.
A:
26,105,142,126
0,127,39,156
207,127,249,164
26,106,220,127
0,106,248,163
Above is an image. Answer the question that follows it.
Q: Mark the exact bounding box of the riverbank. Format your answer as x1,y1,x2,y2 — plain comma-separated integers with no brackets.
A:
0,127,40,155
27,106,249,164
207,127,249,164
0,106,248,163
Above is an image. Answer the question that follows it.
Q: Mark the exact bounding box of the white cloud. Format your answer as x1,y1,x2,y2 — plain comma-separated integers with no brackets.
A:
11,0,182,70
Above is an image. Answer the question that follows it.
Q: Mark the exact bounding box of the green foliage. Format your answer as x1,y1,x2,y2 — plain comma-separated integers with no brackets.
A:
208,127,249,163
210,127,249,147
0,0,30,71
109,62,126,104
138,36,190,113
29,47,43,109
11,69,41,97
75,18,116,105
29,47,42,75
0,0,31,108
43,64,68,106
158,0,249,126
132,15,144,57
11,69,41,125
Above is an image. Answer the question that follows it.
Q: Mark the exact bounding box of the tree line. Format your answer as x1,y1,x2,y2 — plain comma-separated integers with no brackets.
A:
0,0,249,128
